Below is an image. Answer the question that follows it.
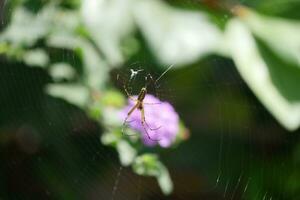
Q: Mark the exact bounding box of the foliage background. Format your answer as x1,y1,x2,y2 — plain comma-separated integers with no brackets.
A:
0,0,300,199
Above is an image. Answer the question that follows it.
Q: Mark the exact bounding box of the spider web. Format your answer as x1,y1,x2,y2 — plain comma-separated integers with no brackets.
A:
108,54,298,200
1,54,298,200
0,1,299,200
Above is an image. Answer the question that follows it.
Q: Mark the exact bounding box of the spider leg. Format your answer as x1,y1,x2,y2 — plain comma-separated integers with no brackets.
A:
141,107,161,141
145,73,162,100
117,73,137,102
141,105,162,130
143,102,161,105
145,121,162,131
123,86,137,102
146,73,155,82
145,73,156,88
122,103,139,136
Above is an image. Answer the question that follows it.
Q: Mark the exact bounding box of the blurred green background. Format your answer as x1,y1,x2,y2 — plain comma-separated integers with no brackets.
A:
0,0,300,199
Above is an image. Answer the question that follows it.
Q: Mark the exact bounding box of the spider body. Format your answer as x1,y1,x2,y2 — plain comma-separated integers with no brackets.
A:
137,101,143,110
137,87,147,102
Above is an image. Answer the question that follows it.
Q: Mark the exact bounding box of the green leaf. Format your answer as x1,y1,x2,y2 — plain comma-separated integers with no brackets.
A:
44,5,110,91
133,154,160,176
88,103,102,121
47,32,81,49
133,0,224,66
23,49,49,67
225,18,300,131
156,163,173,195
49,63,76,81
101,131,120,146
237,6,300,67
102,107,123,127
116,140,137,166
51,9,80,33
48,32,109,90
0,42,11,54
132,154,173,195
101,90,125,108
0,5,54,46
81,0,135,66
46,84,89,108
80,41,109,90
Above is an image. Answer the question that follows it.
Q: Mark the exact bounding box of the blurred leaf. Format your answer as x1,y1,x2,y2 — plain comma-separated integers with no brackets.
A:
116,139,137,166
46,83,89,108
51,9,80,33
226,18,300,131
133,0,224,66
101,131,119,146
0,5,54,46
0,42,11,54
133,154,160,176
88,102,102,121
42,5,110,91
81,0,135,66
133,154,173,195
100,90,126,127
102,107,123,127
48,32,109,90
237,6,300,67
49,63,76,81
101,90,125,108
80,41,109,90
23,48,49,67
0,42,24,59
47,31,81,49
156,163,173,195
121,36,140,58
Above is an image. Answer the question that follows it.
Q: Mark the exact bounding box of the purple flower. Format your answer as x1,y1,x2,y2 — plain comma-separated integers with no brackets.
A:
120,94,179,148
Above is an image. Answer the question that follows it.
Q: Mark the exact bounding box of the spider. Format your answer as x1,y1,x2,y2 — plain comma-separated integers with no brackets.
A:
120,65,174,141
122,75,162,141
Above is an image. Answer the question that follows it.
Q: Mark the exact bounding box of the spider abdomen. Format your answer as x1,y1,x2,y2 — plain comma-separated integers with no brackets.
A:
137,87,147,101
